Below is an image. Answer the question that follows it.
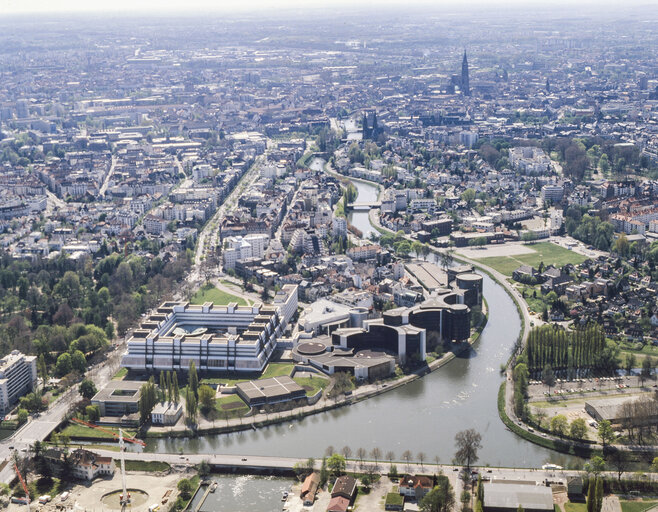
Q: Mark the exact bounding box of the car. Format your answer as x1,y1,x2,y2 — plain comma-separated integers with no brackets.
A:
241,458,247,462
453,467,459,471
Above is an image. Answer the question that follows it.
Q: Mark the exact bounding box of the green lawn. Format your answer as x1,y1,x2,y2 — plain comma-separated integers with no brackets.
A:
190,285,248,306
475,242,587,277
215,395,250,419
123,460,171,472
385,492,404,508
620,501,658,512
293,376,329,397
200,363,294,387
57,423,137,441
565,503,588,512
112,367,128,380
517,284,546,313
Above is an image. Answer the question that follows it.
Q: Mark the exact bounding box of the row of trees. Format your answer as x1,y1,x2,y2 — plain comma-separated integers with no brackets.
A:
525,324,613,373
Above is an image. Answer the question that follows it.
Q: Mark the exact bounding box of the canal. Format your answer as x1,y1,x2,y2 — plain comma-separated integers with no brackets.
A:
146,162,582,468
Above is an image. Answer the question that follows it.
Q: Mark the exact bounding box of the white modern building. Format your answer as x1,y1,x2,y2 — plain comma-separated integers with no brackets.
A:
509,146,552,175
223,234,269,269
121,290,297,374
272,284,299,327
0,351,37,414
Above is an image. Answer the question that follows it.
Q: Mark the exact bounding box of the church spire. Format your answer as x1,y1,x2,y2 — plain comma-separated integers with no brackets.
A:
461,49,470,97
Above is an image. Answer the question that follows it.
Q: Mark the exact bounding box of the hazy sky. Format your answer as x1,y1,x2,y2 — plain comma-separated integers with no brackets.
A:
0,0,645,15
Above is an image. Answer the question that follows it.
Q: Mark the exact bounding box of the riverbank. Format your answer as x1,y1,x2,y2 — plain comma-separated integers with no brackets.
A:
139,301,489,439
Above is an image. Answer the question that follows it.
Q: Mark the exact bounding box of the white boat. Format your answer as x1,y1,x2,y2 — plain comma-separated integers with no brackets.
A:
541,463,563,470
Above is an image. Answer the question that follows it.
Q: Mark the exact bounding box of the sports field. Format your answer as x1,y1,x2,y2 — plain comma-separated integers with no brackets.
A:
472,242,586,276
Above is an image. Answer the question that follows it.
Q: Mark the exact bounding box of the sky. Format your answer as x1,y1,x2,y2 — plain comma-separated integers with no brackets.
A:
0,0,648,15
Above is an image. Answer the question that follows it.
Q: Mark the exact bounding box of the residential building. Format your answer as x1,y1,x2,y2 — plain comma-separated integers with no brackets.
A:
0,351,38,415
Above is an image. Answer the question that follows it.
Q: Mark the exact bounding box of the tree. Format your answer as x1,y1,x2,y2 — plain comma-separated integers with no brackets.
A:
417,451,426,469
356,447,367,468
341,446,352,459
402,450,413,471
595,477,603,512
651,456,658,472
55,353,72,377
613,234,630,257
177,478,193,500
584,456,606,477
37,354,48,385
185,388,197,423
17,409,28,424
586,478,595,512
172,372,180,403
159,371,166,402
597,420,615,449
550,415,568,437
440,249,454,271
189,361,199,398
608,448,630,482
198,460,211,477
371,447,382,469
138,378,157,423
86,405,100,422
71,350,86,373
454,429,482,471
461,188,476,207
541,364,556,393
625,353,636,376
570,418,587,439
166,371,173,403
327,453,346,477
641,356,653,384
79,379,98,400
198,385,215,414
293,458,315,481
420,476,455,512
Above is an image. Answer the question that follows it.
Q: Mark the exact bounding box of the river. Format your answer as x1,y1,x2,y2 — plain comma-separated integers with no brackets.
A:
146,160,581,468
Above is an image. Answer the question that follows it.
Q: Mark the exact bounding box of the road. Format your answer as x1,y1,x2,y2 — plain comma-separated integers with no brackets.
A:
98,155,118,197
189,155,265,283
0,345,124,484
82,449,658,487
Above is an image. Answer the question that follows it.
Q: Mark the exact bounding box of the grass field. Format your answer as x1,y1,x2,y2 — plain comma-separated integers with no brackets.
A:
123,460,171,472
620,501,658,512
57,423,137,440
190,284,248,306
565,503,587,512
475,242,587,277
215,395,250,418
112,367,128,380
200,362,294,387
293,376,329,396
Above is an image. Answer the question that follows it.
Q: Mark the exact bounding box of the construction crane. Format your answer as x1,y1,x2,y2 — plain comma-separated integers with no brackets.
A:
14,462,30,512
69,418,146,507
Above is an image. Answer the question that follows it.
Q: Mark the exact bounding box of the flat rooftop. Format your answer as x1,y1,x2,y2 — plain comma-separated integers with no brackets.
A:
236,376,304,401
92,380,142,403
483,482,553,511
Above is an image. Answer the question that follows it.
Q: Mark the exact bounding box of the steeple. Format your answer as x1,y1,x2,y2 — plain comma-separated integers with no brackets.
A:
461,49,470,97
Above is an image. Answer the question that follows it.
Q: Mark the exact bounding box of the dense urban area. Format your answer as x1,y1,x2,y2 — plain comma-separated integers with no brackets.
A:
0,3,658,512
